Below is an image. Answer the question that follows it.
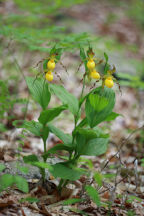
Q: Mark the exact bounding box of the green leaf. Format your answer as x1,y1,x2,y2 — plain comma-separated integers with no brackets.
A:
23,155,39,164
47,123,72,146
32,161,51,169
103,173,116,179
105,112,120,121
89,94,109,112
70,208,89,216
44,144,73,157
76,128,109,140
0,174,14,192
80,47,86,62
80,47,87,72
78,138,108,156
104,52,108,62
85,185,101,207
17,166,29,174
62,198,83,205
0,174,28,193
14,175,29,193
43,144,73,161
85,87,115,127
0,163,5,172
104,52,109,74
43,59,48,71
126,195,142,203
50,163,83,180
26,76,51,110
20,197,39,203
76,117,88,129
0,123,6,132
38,105,67,125
94,172,103,187
50,84,79,115
42,126,49,144
79,158,93,169
76,134,86,155
13,120,43,137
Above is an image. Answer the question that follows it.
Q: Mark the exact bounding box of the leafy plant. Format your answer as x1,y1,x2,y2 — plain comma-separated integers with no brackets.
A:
0,174,29,193
13,45,119,193
0,79,27,132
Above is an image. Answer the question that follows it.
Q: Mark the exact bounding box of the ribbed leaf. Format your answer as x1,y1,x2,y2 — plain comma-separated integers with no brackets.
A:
26,77,51,110
50,163,83,180
85,87,115,127
43,144,73,159
13,120,43,137
78,138,108,156
50,84,79,115
47,123,72,146
105,112,120,121
38,105,67,125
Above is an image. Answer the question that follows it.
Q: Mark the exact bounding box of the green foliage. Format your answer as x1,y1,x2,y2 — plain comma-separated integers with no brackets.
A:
0,80,27,131
126,195,142,203
47,123,72,146
94,172,103,187
85,87,115,127
13,120,43,136
127,210,136,216
0,164,6,172
76,137,108,156
128,0,144,27
0,0,90,53
50,84,79,115
105,112,120,121
13,0,86,15
43,144,73,156
26,77,51,110
70,208,89,216
50,163,84,180
17,165,29,174
85,185,101,207
13,46,118,198
118,72,144,90
20,197,39,203
23,155,39,164
38,105,67,125
0,174,29,193
62,198,83,205
14,175,29,193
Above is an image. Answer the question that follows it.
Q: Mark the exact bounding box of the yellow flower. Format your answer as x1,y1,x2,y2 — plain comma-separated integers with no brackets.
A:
47,60,55,70
45,72,53,81
105,77,114,88
90,70,100,80
87,60,95,70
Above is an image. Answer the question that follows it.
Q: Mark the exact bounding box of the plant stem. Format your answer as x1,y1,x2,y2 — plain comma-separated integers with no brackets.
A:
41,124,47,182
80,74,86,100
43,139,47,160
58,179,64,192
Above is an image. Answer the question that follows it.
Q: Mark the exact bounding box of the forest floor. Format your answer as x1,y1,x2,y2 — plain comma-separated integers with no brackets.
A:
0,0,144,215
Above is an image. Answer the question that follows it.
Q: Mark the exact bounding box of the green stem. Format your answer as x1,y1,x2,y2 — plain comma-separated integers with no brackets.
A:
80,74,86,100
58,71,87,190
71,73,87,159
58,179,64,192
43,139,47,160
41,124,47,182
